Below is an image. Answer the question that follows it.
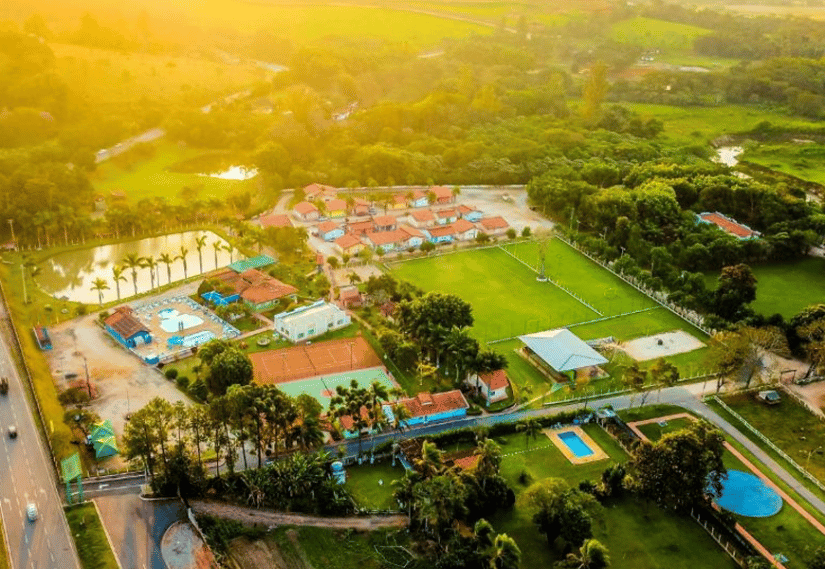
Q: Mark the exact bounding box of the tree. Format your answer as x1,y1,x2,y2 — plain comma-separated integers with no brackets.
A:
476,232,491,244
473,438,502,490
622,363,647,407
521,478,597,550
397,292,474,366
144,256,158,291
650,358,679,402
522,226,532,238
158,253,174,285
516,418,541,449
111,265,126,301
506,228,517,240
491,534,521,569
705,328,761,389
177,246,189,279
329,380,370,457
807,546,825,569
195,235,208,275
90,277,109,305
582,61,608,121
206,346,253,397
327,256,340,269
562,539,610,569
416,440,445,479
122,406,159,481
212,240,223,270
122,253,145,296
714,264,757,321
629,420,726,512
421,241,435,254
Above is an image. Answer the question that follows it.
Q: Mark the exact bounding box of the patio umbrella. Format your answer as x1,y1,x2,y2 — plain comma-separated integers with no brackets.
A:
93,435,119,459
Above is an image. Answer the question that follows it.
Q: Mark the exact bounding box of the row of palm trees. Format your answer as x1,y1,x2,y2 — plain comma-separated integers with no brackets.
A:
89,236,235,304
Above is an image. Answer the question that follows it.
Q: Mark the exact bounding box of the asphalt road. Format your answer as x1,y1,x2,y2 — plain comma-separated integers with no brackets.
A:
94,492,183,569
0,309,79,569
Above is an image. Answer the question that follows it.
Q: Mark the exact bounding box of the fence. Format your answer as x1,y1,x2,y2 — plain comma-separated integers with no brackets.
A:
689,508,751,568
709,395,825,494
0,279,60,479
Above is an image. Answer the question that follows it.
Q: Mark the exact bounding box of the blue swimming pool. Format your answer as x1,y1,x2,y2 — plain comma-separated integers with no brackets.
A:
558,431,595,458
713,470,782,517
159,308,203,333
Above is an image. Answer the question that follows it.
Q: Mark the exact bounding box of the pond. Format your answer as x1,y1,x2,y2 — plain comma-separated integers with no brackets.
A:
715,145,743,167
37,231,236,304
198,165,258,180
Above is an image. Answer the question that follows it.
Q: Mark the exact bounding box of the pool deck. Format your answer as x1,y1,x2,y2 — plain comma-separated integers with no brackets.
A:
544,425,609,465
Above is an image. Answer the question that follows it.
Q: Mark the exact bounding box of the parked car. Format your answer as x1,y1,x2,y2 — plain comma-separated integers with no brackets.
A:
7,425,16,439
0,376,8,395
26,503,37,522
757,390,781,405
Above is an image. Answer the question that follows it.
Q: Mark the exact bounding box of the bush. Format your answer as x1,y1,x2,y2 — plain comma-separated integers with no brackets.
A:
189,378,208,401
518,470,533,486
467,405,483,416
176,375,190,389
165,368,179,380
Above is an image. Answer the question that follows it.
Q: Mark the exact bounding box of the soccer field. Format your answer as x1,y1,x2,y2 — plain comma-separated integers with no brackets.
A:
390,240,702,344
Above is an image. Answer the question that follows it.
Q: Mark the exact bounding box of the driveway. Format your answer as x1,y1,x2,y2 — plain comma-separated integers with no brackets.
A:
95,492,184,569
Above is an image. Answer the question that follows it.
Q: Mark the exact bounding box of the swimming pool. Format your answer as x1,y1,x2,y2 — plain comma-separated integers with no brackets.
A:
713,470,782,517
159,308,204,333
558,431,595,458
181,330,215,348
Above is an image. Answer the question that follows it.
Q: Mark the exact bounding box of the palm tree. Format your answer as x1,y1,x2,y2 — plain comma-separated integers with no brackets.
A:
111,265,127,301
144,256,158,291
366,380,389,457
516,418,541,450
158,253,174,286
90,277,109,306
212,240,223,269
222,243,234,263
194,235,208,275
490,534,521,569
564,539,610,569
473,438,502,489
177,246,189,279
415,440,443,479
121,253,145,297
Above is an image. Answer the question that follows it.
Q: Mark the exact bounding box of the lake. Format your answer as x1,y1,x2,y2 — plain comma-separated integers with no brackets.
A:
37,231,236,304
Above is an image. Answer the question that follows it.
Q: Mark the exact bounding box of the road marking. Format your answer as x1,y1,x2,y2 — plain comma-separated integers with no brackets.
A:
98,484,109,490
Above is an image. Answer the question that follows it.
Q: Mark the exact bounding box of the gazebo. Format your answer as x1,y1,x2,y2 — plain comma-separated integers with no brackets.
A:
89,420,119,460
519,329,608,383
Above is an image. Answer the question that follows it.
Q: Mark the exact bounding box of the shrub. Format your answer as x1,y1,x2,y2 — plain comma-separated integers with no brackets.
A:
189,378,208,401
164,368,179,380
518,470,533,486
176,376,190,389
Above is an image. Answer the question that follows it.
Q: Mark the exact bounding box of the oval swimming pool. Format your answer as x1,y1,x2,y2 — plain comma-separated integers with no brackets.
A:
713,470,782,517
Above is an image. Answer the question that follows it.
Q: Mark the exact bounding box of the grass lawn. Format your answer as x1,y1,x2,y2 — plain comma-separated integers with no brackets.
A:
65,503,120,569
345,461,405,510
0,515,7,569
635,417,695,441
610,16,711,51
489,424,738,569
740,141,825,184
626,103,823,145
708,257,825,320
90,140,259,205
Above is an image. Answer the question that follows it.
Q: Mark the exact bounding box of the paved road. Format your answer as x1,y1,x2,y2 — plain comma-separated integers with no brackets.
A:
0,309,79,569
95,491,183,569
94,128,166,164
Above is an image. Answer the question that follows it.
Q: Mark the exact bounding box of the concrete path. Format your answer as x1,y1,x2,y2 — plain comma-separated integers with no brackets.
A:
190,500,407,530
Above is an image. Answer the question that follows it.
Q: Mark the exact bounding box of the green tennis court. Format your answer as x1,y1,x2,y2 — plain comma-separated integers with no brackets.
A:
276,367,397,407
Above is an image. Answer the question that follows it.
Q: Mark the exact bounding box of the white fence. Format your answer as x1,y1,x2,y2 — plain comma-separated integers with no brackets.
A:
689,508,749,568
709,395,825,494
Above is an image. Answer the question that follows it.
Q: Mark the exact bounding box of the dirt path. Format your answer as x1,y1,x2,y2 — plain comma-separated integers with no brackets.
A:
190,500,408,530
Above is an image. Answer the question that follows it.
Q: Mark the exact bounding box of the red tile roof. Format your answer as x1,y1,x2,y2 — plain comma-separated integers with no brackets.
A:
410,210,434,222
304,183,336,197
338,406,371,431
347,220,374,235
452,454,480,471
478,369,509,390
698,212,758,239
372,215,397,227
457,204,474,214
326,198,347,211
367,230,405,246
412,189,427,200
431,186,453,199
398,224,424,238
354,197,371,206
335,234,363,250
104,307,149,339
452,219,475,234
437,208,458,218
294,201,318,215
393,194,407,204
338,285,361,302
317,221,340,233
428,225,456,238
478,216,509,230
259,213,292,228
241,279,298,305
397,390,469,419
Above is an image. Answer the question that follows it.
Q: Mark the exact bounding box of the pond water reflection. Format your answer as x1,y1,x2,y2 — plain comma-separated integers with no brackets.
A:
37,231,235,304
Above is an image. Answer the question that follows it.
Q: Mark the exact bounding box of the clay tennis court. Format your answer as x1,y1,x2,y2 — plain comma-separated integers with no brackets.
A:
250,336,383,384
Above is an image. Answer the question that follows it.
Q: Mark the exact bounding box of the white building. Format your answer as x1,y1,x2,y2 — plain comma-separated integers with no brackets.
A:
272,300,351,343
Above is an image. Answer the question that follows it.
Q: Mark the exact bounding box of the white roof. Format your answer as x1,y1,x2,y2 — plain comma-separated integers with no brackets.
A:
519,329,607,372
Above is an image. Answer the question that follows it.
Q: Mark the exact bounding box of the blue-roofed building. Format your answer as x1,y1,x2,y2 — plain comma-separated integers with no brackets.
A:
227,255,276,273
104,307,152,349
519,329,608,382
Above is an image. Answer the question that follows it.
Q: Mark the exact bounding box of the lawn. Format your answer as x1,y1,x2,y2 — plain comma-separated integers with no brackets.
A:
90,140,259,205
64,503,120,569
740,141,825,185
719,392,825,487
0,515,7,569
345,461,405,510
610,16,712,51
704,257,825,319
489,424,739,569
635,417,694,441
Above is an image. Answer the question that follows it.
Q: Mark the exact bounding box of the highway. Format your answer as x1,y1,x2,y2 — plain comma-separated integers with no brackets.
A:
0,302,79,569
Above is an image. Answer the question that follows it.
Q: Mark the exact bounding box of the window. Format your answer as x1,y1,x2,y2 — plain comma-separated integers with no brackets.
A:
337,320,343,325
297,333,304,339
308,329,315,335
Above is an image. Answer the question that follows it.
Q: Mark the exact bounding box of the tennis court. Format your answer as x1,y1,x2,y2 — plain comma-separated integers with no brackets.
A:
276,367,398,407
250,336,383,384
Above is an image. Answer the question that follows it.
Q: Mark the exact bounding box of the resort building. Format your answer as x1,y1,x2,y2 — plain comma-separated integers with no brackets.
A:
347,220,374,236
382,390,469,427
408,190,429,208
335,234,365,256
352,198,371,216
272,300,351,343
431,185,455,204
452,219,478,241
518,329,608,382
372,215,398,232
409,209,435,228
469,369,510,404
326,199,348,218
337,285,362,308
390,194,408,210
458,204,483,222
477,216,510,235
304,183,337,202
436,208,459,225
427,224,456,244
259,213,292,229
293,201,319,221
398,225,425,248
104,306,152,348
317,221,344,242
696,211,761,240
212,268,298,311
365,230,406,251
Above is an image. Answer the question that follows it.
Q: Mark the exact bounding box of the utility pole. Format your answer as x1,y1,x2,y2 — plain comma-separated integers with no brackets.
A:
7,219,15,249
83,356,92,399
20,263,27,304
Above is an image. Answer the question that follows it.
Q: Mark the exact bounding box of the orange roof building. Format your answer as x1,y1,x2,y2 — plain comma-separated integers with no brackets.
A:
471,369,510,404
384,390,469,427
104,307,152,348
697,212,760,240
477,216,510,234
259,213,292,228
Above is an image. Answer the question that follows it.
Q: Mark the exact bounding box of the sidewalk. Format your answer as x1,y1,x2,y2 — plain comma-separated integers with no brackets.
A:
190,500,408,530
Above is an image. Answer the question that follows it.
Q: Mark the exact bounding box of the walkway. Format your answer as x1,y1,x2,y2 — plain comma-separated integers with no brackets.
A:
190,500,408,530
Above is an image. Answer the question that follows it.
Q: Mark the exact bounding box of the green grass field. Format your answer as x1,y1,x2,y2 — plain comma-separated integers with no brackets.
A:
626,103,823,145
65,503,120,569
704,257,825,319
610,16,711,51
489,426,739,569
0,515,7,569
741,142,825,186
345,462,405,510
90,140,258,204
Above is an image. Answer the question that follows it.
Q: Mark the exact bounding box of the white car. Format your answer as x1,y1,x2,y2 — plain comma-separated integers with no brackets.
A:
26,503,37,522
